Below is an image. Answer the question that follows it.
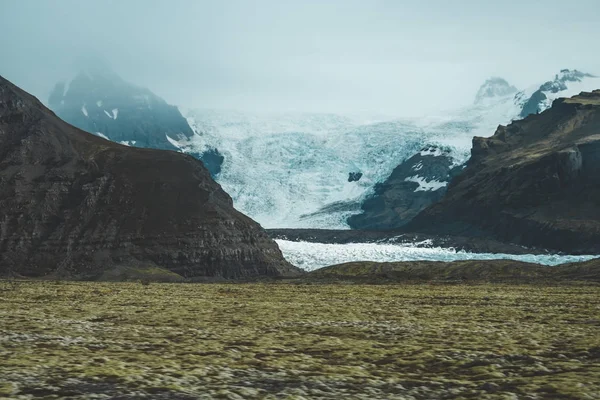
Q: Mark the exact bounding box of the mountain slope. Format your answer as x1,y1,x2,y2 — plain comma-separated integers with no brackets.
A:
347,145,463,230
407,90,600,254
48,68,223,176
0,75,301,279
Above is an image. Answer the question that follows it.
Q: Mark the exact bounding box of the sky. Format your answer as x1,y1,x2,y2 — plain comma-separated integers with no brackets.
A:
1,0,599,116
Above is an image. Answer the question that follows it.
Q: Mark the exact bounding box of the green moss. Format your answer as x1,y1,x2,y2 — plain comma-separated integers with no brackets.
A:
97,265,185,282
0,382,15,396
0,281,598,398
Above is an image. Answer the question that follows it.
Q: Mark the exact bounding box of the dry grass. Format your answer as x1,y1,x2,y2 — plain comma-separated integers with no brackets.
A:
1,281,599,399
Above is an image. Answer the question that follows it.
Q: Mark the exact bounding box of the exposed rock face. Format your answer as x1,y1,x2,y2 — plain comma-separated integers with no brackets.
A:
408,90,600,254
347,146,462,230
0,76,301,279
48,67,224,177
348,172,363,182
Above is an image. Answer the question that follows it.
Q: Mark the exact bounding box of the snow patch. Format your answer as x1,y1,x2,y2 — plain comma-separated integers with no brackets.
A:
103,110,112,119
404,175,447,192
412,162,423,171
420,146,445,157
63,80,71,97
81,105,88,117
112,108,119,119
96,100,103,107
94,132,109,140
539,76,600,112
166,134,183,149
119,141,130,146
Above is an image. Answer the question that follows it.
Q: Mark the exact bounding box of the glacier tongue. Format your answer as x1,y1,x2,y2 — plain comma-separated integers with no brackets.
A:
183,112,437,228
180,109,496,228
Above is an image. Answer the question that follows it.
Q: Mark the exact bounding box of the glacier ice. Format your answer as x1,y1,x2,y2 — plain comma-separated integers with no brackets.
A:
178,101,515,228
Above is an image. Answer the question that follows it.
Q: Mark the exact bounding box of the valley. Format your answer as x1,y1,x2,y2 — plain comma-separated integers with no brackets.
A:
3,3,600,399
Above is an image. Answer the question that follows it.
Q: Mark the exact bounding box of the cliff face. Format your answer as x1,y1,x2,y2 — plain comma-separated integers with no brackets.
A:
0,76,301,279
408,90,600,254
348,146,462,230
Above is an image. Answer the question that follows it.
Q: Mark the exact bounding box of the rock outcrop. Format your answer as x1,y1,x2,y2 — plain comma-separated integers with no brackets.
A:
48,66,224,177
348,146,462,230
0,76,301,279
407,90,600,254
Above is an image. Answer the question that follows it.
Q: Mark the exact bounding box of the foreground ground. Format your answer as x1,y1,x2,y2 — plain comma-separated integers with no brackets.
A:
1,281,599,399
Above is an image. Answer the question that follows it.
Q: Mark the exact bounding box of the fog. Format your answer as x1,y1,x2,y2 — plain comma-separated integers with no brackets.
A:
1,0,599,116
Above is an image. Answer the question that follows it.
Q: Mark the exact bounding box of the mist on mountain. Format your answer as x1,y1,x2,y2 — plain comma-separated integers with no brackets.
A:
1,0,599,116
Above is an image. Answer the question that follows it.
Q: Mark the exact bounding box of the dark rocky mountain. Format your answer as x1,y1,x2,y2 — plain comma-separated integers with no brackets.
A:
0,75,301,279
407,90,600,254
347,145,463,230
48,67,224,176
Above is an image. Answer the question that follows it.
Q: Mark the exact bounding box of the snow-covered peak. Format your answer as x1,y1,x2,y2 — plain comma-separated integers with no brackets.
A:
539,69,596,93
556,68,595,83
517,69,599,118
474,77,518,104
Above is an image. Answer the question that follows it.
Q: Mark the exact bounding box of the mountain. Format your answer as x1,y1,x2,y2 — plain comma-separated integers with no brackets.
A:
344,70,600,230
347,145,463,229
517,69,598,118
474,77,518,103
407,90,600,254
48,67,224,176
50,68,594,230
0,75,301,279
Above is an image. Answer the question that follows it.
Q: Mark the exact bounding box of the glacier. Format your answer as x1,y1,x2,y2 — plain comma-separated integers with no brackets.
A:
168,70,599,229
276,240,598,271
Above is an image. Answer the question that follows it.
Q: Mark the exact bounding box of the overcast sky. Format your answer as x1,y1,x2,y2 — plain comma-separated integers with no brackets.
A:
1,0,599,116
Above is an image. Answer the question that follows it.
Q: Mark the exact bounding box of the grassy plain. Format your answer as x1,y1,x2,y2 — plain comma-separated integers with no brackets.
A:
1,280,599,399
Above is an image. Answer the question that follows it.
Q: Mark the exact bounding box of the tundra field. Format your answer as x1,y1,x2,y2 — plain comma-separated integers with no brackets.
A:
1,281,599,399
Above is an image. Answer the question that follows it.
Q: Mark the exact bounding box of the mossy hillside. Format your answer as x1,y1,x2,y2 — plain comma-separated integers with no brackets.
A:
1,281,599,399
308,259,600,283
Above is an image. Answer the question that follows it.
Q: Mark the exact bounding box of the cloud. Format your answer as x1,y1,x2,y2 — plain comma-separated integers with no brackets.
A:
1,0,599,116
